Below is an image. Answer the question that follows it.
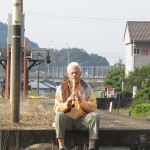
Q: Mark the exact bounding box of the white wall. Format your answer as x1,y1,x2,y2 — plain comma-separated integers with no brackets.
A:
125,44,133,76
134,55,150,68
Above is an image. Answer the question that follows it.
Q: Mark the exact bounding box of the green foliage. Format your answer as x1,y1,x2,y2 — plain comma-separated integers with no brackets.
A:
141,77,150,88
132,88,150,106
125,64,150,115
48,48,109,66
125,63,150,90
120,90,132,98
132,103,150,115
104,62,125,92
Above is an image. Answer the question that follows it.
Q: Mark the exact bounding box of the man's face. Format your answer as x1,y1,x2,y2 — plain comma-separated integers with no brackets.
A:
67,66,82,82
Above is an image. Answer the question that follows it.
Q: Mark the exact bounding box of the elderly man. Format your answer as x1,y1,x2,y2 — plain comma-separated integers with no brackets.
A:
54,62,100,150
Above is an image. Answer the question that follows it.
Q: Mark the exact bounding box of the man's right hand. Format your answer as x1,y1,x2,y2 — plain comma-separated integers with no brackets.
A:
66,95,74,107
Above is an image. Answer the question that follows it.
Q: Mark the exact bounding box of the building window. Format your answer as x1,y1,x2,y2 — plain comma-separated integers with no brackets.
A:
140,48,149,56
134,48,140,54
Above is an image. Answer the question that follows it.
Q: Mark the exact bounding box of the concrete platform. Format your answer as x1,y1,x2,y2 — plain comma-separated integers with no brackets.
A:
25,144,130,150
0,129,150,150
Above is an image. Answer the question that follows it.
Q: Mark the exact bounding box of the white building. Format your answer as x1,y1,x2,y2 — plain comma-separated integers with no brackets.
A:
123,21,150,76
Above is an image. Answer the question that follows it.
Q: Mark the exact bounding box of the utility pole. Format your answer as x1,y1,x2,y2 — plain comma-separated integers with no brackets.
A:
48,41,53,76
23,37,27,98
11,0,22,123
66,43,70,65
37,59,40,95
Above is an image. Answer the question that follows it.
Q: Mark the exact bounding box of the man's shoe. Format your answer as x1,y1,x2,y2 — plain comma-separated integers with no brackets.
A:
59,148,66,150
88,148,95,150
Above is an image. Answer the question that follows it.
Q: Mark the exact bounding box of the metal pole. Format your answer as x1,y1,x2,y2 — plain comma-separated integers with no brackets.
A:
118,94,120,114
6,44,11,101
11,0,22,123
48,41,53,76
66,43,70,65
6,13,12,102
37,61,40,95
23,37,27,98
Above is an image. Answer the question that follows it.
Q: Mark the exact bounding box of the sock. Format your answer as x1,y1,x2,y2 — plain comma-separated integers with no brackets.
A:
59,143,65,149
89,143,95,149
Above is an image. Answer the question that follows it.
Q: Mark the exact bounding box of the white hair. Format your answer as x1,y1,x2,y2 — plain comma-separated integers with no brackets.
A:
67,62,81,73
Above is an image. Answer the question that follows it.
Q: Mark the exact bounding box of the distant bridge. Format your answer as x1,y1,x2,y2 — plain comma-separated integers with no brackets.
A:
0,65,110,83
0,48,110,83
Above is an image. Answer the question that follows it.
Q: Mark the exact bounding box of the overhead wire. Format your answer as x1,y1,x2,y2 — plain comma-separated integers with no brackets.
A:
25,11,150,22
24,11,129,64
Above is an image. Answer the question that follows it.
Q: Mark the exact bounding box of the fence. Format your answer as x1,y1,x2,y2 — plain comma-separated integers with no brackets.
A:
97,98,132,110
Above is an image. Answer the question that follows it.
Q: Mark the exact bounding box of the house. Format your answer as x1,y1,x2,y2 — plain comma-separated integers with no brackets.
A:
29,80,57,95
123,21,150,76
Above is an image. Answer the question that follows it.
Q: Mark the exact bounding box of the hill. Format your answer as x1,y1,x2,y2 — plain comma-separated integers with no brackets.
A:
0,22,109,67
48,48,109,66
0,22,39,49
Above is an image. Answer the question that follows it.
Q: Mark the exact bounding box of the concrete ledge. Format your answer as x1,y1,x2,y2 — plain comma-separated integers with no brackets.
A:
0,129,150,150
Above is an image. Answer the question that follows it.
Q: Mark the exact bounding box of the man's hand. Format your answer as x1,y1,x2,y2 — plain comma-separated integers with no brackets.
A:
72,91,82,102
66,95,74,107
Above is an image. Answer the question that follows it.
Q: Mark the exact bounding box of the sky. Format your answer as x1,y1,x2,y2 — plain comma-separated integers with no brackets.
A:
1,0,150,65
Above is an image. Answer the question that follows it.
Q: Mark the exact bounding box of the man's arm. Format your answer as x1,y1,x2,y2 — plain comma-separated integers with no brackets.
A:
79,89,97,112
53,86,73,113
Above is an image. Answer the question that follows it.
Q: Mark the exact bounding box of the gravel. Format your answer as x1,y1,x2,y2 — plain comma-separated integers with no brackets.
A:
0,98,150,129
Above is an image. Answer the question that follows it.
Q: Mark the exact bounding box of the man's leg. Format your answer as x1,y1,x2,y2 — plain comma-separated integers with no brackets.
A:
75,112,100,150
55,112,73,149
88,139,96,150
88,112,100,149
57,138,65,150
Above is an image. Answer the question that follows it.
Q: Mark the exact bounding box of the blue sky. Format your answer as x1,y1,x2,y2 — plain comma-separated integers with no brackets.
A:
1,0,150,65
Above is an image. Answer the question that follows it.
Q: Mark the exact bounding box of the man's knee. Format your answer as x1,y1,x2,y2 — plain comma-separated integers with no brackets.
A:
89,112,100,120
55,112,66,121
56,112,65,117
89,112,100,126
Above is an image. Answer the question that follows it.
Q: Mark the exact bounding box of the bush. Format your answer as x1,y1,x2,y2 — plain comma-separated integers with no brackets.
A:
131,88,150,115
120,90,132,98
132,103,150,114
132,88,150,106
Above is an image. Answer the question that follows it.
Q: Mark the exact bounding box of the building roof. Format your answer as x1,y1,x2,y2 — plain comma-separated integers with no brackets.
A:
0,48,7,61
124,21,150,42
30,81,49,89
30,80,56,90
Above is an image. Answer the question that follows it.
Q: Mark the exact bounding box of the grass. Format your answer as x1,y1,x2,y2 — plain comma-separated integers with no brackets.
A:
113,106,150,120
0,96,55,129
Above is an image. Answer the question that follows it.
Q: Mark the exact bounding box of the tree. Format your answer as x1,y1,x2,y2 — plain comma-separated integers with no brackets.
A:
124,63,150,92
103,62,125,92
48,48,109,66
141,77,150,89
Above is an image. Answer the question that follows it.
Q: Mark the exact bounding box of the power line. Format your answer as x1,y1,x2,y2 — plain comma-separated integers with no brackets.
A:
25,11,150,22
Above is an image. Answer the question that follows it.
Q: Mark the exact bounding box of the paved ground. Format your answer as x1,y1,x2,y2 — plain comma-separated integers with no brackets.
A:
40,98,150,129
96,109,150,129
0,97,150,130
1,98,150,150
